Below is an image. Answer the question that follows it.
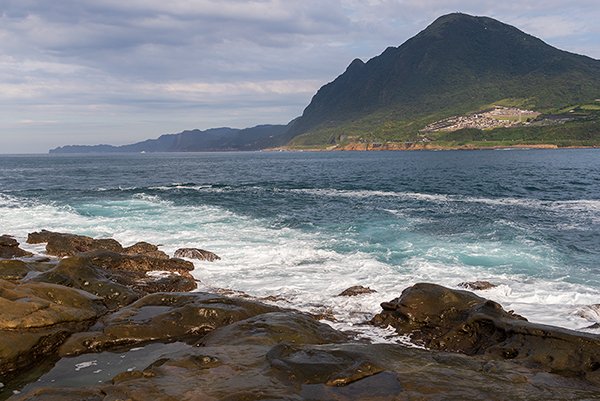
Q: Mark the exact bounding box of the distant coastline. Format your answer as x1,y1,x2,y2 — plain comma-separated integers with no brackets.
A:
265,142,600,152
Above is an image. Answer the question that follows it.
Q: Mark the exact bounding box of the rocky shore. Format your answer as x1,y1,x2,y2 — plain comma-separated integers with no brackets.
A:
1,232,600,400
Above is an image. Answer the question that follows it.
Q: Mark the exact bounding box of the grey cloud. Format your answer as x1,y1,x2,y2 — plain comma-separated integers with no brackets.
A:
0,0,599,153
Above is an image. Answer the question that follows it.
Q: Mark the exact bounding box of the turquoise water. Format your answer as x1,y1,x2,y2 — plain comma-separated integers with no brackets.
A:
0,150,599,337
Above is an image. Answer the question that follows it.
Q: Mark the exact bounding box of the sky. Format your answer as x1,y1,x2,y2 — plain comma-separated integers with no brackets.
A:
1,0,599,153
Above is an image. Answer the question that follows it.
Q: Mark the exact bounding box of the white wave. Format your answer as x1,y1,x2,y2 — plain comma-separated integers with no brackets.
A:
1,192,599,340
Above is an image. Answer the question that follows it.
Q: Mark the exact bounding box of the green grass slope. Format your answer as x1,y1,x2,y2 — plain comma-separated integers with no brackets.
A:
286,13,600,148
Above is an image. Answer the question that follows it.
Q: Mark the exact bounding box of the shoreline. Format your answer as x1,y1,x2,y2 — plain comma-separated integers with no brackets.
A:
266,143,600,152
2,231,600,400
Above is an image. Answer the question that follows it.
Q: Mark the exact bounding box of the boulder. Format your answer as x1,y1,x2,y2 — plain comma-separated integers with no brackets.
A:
338,285,377,296
199,311,347,347
0,279,106,378
0,259,56,281
174,247,220,261
458,280,498,290
59,292,280,356
27,230,123,257
0,235,33,258
30,251,196,310
371,283,600,383
123,242,169,259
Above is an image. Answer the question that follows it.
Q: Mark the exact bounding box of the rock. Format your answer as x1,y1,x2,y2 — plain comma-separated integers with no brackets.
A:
59,292,280,356
0,235,33,258
0,279,106,378
199,311,347,347
371,283,600,383
0,260,30,281
458,280,498,290
338,285,377,296
12,343,600,401
30,251,196,310
174,247,220,261
0,260,56,281
27,230,123,257
123,242,169,259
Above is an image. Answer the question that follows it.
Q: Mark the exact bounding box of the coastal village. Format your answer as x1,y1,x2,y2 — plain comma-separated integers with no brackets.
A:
421,105,541,133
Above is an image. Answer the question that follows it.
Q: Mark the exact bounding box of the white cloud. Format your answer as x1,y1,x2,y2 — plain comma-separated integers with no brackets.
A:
0,0,599,152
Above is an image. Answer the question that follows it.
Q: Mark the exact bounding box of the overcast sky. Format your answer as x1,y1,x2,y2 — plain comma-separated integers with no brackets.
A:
1,0,599,153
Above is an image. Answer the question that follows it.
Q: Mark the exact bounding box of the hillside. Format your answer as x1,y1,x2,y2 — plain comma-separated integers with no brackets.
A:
50,124,289,153
287,13,600,148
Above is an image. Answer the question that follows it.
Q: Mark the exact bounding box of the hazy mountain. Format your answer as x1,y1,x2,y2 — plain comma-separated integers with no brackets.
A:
50,124,289,153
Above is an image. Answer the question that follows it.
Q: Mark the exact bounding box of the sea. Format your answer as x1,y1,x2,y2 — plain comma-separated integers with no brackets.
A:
1,149,599,340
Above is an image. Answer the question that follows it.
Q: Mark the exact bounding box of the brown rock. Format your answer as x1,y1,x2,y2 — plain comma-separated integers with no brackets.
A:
27,230,123,257
0,279,106,378
338,285,377,296
0,235,33,258
123,242,169,259
199,311,347,347
174,247,221,261
371,283,600,383
30,251,196,310
458,280,498,290
59,292,280,356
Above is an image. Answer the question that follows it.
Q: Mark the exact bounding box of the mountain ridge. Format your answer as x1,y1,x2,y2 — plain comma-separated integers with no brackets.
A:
50,13,600,153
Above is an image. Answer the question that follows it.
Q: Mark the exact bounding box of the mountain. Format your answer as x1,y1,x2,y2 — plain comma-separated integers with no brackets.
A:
51,13,600,153
287,13,600,147
50,124,289,153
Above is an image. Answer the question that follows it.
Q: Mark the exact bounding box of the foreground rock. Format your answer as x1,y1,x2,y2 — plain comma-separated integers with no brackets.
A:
0,235,32,259
59,292,281,356
0,280,106,379
371,283,600,384
10,326,600,400
174,247,221,261
30,250,196,310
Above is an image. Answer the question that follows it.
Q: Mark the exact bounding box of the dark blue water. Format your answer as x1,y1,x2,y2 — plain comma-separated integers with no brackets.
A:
1,149,599,331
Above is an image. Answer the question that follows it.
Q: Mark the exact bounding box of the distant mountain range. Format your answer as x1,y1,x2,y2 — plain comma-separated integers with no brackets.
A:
50,13,600,153
50,125,290,153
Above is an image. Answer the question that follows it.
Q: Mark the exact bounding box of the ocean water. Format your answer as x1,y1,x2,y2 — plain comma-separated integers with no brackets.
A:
1,150,599,340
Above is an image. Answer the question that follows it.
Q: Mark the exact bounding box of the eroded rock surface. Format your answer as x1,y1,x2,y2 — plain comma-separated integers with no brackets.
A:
0,235,33,259
458,280,498,290
30,251,196,310
0,280,106,378
59,292,280,356
338,285,377,296
174,247,220,261
27,230,122,257
371,283,600,384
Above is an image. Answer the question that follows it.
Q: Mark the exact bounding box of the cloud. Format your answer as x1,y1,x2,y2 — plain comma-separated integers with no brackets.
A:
0,0,599,153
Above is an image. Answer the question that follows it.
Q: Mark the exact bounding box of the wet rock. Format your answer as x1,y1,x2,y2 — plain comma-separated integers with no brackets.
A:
267,343,385,386
123,242,169,259
458,280,498,290
0,235,33,258
200,312,347,347
0,260,30,281
0,279,106,378
59,292,280,356
30,251,196,310
0,259,56,282
174,247,220,261
371,283,600,383
27,230,123,257
13,343,600,401
338,285,377,296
